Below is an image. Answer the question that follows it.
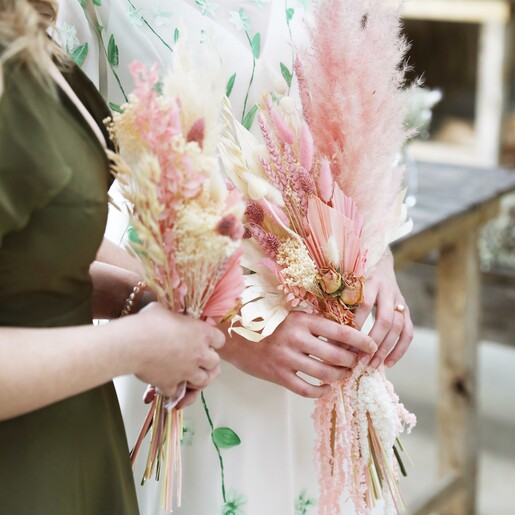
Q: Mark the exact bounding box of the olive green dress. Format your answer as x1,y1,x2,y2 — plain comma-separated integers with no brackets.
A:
0,60,139,514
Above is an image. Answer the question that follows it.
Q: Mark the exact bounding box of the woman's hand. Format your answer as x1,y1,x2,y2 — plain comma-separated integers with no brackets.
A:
130,303,225,399
220,311,376,399
353,250,413,369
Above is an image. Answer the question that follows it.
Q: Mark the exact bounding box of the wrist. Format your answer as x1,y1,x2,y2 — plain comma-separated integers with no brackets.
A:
107,314,152,377
120,281,147,317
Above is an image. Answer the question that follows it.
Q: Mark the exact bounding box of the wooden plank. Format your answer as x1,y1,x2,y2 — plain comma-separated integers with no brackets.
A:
475,20,511,165
406,473,464,515
392,197,501,269
436,231,480,515
401,0,511,24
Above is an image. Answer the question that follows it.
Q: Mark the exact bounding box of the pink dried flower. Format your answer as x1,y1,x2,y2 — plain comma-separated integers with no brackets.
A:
186,117,205,148
216,214,245,241
298,168,316,196
316,157,334,203
299,121,314,171
245,200,265,225
249,224,282,258
270,107,295,146
259,200,290,228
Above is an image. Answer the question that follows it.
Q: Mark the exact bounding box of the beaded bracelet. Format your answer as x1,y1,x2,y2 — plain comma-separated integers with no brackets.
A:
120,281,147,317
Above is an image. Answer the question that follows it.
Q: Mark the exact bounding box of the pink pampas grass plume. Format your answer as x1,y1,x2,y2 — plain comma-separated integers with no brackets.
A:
296,0,415,267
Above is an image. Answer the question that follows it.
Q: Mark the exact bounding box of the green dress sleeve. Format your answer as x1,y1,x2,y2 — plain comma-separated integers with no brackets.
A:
0,63,72,245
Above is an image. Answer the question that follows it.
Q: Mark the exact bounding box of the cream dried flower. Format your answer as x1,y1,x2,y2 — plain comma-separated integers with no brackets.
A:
277,237,317,291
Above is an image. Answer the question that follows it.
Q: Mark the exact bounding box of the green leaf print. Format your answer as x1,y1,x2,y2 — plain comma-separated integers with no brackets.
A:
295,490,317,515
251,33,261,59
181,420,195,446
109,102,123,114
242,104,259,130
92,0,102,5
286,7,295,22
280,62,292,88
221,490,247,515
71,43,89,67
153,81,163,95
174,28,180,44
226,73,237,98
107,34,119,67
212,427,241,449
77,0,86,8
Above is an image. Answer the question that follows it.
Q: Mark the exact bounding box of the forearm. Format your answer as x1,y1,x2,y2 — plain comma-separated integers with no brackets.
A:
96,237,143,275
0,319,137,420
91,238,155,318
90,260,140,319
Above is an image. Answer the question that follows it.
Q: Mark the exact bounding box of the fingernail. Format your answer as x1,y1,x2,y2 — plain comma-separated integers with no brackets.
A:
369,341,378,353
385,360,394,368
360,353,371,365
370,357,381,369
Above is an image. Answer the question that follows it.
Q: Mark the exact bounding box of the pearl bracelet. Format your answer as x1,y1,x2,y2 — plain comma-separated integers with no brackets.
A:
120,280,147,317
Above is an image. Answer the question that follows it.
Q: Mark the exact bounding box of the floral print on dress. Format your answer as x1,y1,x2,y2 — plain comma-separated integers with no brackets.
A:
181,419,196,446
294,490,317,515
247,0,271,7
58,22,81,53
127,5,145,27
228,8,252,31
195,0,219,17
151,5,173,27
221,490,247,515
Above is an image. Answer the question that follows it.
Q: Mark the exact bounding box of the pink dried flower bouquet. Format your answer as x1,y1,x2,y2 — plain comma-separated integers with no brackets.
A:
219,0,417,511
108,50,245,511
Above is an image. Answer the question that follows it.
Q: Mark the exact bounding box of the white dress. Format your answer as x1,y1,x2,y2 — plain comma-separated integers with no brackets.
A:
56,2,364,513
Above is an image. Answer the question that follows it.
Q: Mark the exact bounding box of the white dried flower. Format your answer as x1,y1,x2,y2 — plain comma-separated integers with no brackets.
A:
246,173,269,201
277,238,317,290
325,235,340,267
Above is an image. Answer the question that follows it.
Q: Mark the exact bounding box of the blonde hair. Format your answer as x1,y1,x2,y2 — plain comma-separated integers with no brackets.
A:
0,0,66,95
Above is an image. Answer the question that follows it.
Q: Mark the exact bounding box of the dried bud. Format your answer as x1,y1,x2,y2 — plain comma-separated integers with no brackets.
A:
317,267,342,294
298,168,316,195
245,200,265,225
339,272,364,306
186,117,205,148
264,233,282,257
216,214,245,241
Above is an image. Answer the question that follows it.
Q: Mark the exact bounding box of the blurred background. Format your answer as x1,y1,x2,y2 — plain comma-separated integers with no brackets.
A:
387,1,515,514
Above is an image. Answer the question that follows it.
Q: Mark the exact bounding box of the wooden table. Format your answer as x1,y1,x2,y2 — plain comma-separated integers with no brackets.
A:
391,162,515,515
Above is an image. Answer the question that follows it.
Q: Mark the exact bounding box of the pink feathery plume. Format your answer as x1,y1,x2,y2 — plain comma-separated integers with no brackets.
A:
296,0,413,267
316,157,333,203
312,388,348,514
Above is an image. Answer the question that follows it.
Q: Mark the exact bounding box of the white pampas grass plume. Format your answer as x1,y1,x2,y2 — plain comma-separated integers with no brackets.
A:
246,173,269,201
209,166,228,204
326,235,340,267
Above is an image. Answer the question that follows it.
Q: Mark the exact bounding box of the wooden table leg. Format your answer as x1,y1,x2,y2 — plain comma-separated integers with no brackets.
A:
437,230,480,515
